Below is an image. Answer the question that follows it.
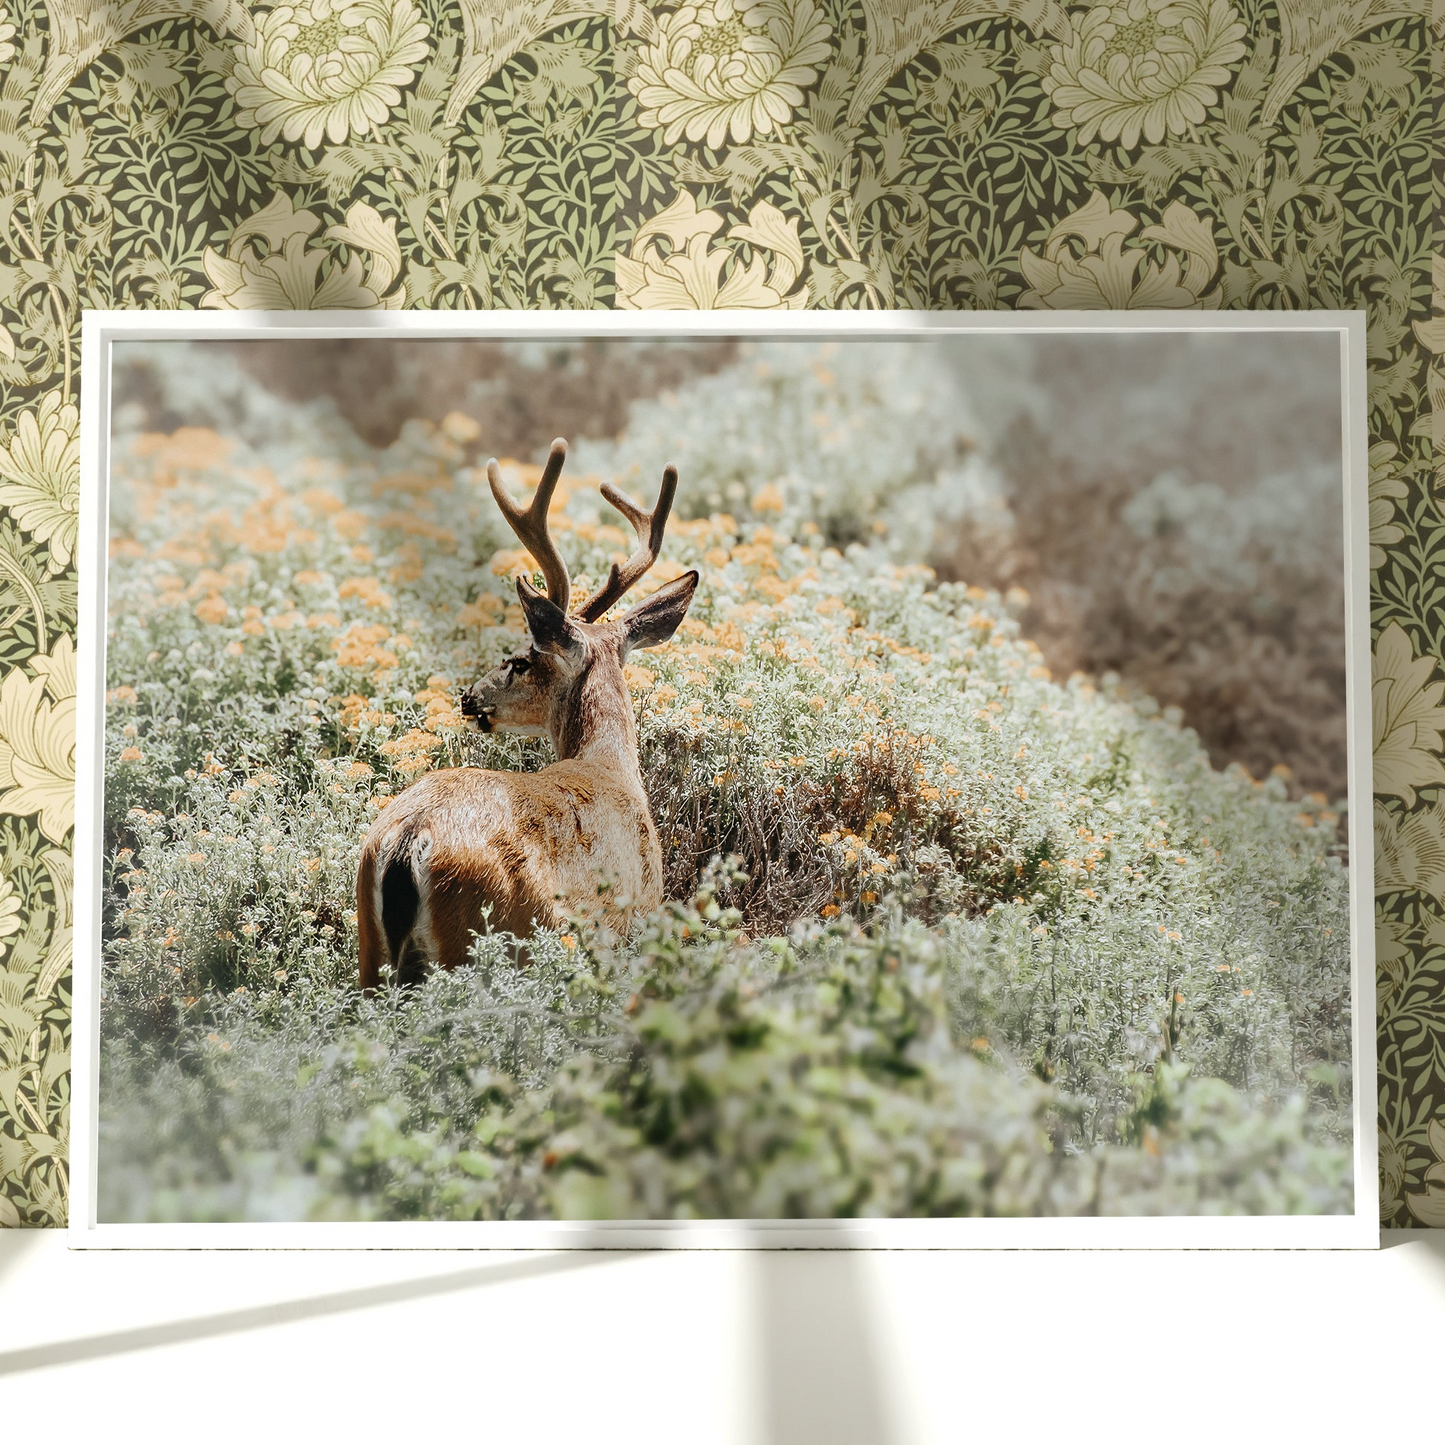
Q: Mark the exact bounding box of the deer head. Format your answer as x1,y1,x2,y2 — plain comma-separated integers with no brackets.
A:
460,438,697,759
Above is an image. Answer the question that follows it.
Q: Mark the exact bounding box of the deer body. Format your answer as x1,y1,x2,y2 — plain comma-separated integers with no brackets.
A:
355,439,696,990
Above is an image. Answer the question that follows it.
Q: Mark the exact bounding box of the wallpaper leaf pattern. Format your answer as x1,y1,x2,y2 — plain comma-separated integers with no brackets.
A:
0,0,1437,1228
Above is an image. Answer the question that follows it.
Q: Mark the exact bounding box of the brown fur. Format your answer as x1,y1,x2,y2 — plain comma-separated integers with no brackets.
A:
355,568,698,989
355,848,384,993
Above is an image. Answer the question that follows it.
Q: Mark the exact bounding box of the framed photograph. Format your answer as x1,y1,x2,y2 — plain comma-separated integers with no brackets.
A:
71,310,1374,1248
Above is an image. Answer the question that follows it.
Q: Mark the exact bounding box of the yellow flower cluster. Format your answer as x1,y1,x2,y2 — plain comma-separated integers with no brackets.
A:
378,728,442,775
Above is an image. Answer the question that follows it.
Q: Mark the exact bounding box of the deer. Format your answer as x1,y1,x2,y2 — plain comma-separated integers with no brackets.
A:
355,438,698,990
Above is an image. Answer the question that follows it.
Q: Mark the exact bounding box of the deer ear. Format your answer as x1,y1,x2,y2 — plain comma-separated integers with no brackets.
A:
619,570,698,654
517,575,581,655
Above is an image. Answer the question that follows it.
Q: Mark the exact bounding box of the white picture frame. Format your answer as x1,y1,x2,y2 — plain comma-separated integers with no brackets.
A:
71,308,1377,1249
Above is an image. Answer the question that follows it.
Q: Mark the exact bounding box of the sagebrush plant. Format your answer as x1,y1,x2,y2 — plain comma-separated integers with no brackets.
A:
100,873,1349,1222
99,340,1354,1221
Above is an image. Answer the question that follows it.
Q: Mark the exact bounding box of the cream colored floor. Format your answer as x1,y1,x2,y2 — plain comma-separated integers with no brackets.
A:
2,1228,1441,1442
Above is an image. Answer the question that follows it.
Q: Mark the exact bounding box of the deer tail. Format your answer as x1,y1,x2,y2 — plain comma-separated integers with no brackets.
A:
380,846,420,974
357,821,427,992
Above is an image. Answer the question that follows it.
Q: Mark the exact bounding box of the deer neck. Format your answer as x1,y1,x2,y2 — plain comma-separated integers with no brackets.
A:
548,660,641,782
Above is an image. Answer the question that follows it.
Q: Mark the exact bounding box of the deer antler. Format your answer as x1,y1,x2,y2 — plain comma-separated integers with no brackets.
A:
578,465,679,622
487,438,571,615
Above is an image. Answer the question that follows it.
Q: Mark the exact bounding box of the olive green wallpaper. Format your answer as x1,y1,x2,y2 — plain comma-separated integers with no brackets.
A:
0,0,1438,1228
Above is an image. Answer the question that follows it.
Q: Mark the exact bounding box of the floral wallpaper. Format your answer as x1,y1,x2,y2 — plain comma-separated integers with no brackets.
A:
0,0,1437,1229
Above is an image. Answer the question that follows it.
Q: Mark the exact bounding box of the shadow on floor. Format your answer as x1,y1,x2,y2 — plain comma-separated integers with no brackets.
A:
0,1231,903,1444
751,1247,897,1445
0,1246,627,1376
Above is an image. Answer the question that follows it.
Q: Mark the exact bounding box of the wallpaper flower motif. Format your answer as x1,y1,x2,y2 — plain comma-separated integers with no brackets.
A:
0,636,76,849
0,875,20,954
1018,191,1223,308
0,395,80,577
227,0,432,148
616,191,806,307
0,0,1436,1231
1375,799,1445,905
1042,0,1247,149
1373,622,1445,811
1368,441,1408,572
201,192,407,307
629,0,832,148
1405,1119,1445,1226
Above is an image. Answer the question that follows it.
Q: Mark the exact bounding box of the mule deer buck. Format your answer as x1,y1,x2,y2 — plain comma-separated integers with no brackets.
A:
355,438,698,990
